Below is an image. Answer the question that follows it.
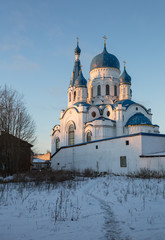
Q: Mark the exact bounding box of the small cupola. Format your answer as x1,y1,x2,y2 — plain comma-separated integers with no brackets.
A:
75,38,81,56
119,62,132,101
120,62,131,85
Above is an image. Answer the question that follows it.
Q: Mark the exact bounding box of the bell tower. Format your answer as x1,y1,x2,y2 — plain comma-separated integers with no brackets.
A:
68,39,87,106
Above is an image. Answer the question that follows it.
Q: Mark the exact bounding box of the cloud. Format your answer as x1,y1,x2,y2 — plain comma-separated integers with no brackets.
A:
0,55,40,72
0,43,19,51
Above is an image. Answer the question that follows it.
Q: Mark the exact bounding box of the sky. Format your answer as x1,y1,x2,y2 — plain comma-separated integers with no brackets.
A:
0,0,165,153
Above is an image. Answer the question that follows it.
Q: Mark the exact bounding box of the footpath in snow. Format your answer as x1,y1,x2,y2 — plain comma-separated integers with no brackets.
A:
0,175,165,240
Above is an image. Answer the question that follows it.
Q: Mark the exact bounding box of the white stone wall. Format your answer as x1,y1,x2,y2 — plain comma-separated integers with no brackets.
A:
139,156,165,172
51,134,165,174
141,134,165,155
51,134,142,174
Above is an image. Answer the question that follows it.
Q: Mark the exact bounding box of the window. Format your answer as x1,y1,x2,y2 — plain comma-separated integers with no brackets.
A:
56,138,60,151
92,111,96,117
136,107,138,111
106,85,110,95
97,85,101,96
120,156,127,167
91,87,93,98
87,132,92,142
126,140,129,145
107,111,110,117
96,145,98,149
114,85,117,96
69,92,71,102
74,91,76,101
68,124,74,145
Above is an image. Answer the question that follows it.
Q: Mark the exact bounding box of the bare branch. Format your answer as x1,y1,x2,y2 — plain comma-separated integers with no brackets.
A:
0,85,36,144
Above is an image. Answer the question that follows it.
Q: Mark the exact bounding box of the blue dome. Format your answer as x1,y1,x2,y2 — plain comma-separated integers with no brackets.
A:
74,70,87,88
75,43,81,55
126,113,152,126
90,45,120,71
120,67,131,84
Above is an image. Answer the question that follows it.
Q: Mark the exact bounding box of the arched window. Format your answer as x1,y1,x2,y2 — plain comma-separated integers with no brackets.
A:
68,124,74,145
56,138,60,151
97,85,101,96
87,131,92,142
106,85,110,95
74,91,76,101
114,85,117,96
91,87,93,98
69,92,71,102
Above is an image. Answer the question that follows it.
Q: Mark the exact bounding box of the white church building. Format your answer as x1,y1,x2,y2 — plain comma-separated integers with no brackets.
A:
51,37,165,174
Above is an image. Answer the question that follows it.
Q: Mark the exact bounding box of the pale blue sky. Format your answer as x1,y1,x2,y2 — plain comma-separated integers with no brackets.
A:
0,0,165,153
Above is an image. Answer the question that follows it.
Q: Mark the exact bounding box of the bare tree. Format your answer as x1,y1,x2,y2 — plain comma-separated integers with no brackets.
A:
0,85,36,144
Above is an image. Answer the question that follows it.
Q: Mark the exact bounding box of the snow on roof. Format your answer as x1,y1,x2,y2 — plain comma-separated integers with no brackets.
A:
142,151,165,157
33,158,47,163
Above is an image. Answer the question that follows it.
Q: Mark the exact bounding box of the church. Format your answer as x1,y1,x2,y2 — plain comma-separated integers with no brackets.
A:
51,37,165,174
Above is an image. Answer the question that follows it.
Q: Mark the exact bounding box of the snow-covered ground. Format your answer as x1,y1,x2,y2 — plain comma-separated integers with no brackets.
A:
0,176,165,240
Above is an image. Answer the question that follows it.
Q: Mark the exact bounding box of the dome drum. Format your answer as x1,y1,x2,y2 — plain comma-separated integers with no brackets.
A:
90,67,120,82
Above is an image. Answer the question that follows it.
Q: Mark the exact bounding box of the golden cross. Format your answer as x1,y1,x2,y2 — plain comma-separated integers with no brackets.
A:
76,37,79,45
103,35,107,45
123,60,126,68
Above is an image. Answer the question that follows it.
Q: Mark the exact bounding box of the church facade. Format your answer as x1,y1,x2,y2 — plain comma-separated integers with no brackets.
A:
51,38,165,174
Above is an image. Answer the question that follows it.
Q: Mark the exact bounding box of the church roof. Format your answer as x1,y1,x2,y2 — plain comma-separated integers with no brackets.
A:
126,113,152,126
70,59,81,87
120,66,131,84
74,102,91,107
113,99,136,109
90,44,120,71
86,117,116,124
74,70,87,88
